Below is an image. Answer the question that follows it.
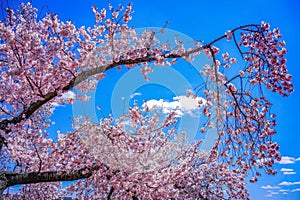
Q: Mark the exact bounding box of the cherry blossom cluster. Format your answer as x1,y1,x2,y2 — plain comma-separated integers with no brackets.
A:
66,106,249,199
77,105,191,174
239,22,293,96
4,182,62,200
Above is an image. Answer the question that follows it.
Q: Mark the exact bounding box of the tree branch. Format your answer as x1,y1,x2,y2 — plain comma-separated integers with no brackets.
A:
3,165,101,189
107,186,114,200
0,23,263,151
0,42,203,137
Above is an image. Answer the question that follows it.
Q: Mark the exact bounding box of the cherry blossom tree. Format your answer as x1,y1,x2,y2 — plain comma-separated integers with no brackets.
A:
0,2,293,200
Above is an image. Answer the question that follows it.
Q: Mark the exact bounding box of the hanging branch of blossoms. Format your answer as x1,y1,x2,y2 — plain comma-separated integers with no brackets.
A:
0,2,293,199
202,23,293,182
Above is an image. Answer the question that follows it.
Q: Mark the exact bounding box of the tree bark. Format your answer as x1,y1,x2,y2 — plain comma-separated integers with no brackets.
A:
0,165,101,196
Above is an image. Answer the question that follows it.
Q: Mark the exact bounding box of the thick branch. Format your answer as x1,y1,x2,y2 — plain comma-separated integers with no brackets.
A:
0,53,166,134
3,165,100,189
0,57,153,134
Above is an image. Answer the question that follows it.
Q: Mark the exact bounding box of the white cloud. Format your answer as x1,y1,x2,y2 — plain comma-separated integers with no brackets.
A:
173,96,202,112
270,192,278,195
280,168,296,175
284,172,296,175
296,157,300,161
291,188,300,192
143,99,182,116
279,189,289,192
51,102,60,108
276,156,296,164
61,90,76,99
143,96,205,117
51,91,76,112
257,158,272,165
279,181,300,186
130,92,141,99
52,91,76,106
281,168,294,172
261,185,280,189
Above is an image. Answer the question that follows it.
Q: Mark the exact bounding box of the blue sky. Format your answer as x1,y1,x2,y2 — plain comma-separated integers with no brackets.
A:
15,0,300,199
